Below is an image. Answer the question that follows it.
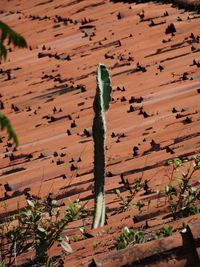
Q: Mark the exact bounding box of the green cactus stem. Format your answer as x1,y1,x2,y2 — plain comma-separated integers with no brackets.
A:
92,64,112,229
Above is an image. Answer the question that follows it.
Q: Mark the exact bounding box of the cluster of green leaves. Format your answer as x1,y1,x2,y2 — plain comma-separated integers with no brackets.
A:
0,112,18,145
70,226,93,244
92,241,99,250
165,156,200,218
0,21,27,60
135,200,145,212
0,199,81,266
155,225,173,239
66,201,81,221
116,226,145,250
115,178,150,213
115,156,200,251
130,178,150,195
0,21,27,146
45,257,53,267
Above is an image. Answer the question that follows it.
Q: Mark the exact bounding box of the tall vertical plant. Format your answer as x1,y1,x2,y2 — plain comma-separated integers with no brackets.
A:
92,64,112,229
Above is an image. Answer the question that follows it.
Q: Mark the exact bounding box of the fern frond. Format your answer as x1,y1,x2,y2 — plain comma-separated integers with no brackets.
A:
0,42,7,59
0,112,18,145
0,20,27,59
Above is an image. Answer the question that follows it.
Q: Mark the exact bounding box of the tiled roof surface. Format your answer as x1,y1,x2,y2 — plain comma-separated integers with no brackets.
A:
0,0,200,266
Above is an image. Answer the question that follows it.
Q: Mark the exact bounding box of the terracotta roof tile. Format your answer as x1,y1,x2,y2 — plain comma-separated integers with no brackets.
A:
0,0,200,266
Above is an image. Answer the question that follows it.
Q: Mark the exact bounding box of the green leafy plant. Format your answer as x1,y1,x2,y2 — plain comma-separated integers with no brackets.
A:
0,21,27,146
92,64,112,229
129,177,146,195
67,200,81,221
116,226,145,250
45,257,53,267
0,198,82,266
135,200,145,213
0,21,27,59
69,235,79,243
79,227,88,239
162,225,173,236
155,229,161,239
92,241,99,250
0,113,18,145
155,225,173,239
0,204,17,265
115,189,130,211
115,178,148,213
165,156,200,218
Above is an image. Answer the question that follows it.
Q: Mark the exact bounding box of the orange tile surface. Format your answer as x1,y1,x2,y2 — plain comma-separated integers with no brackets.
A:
0,0,200,266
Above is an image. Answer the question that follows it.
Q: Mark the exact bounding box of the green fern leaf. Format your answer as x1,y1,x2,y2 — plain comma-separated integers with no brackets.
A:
0,42,7,59
0,112,18,145
0,21,27,60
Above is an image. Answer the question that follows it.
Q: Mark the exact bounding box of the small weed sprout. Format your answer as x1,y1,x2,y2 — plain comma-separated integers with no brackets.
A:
104,226,112,234
135,200,145,213
45,257,53,267
69,236,79,243
79,227,88,239
116,226,145,250
165,156,200,218
79,226,93,239
115,189,130,211
155,229,161,239
92,242,99,250
162,225,173,236
66,200,81,221
115,178,149,213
